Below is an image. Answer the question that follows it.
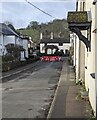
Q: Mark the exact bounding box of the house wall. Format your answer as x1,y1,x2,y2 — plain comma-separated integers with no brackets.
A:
0,34,3,56
85,0,96,115
3,35,20,55
0,34,3,45
73,33,77,67
77,0,86,83
76,0,96,116
47,43,59,54
19,38,25,61
0,34,8,55
22,39,28,58
20,51,25,61
3,35,15,46
0,35,22,56
95,3,97,100
75,35,80,82
40,43,45,53
85,47,89,91
16,37,21,45
63,43,71,54
79,34,85,82
74,0,85,83
40,43,71,54
19,38,23,46
3,35,21,46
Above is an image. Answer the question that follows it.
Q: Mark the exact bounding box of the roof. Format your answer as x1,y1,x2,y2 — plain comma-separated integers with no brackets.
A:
20,35,29,40
0,23,19,36
45,45,59,49
40,38,70,44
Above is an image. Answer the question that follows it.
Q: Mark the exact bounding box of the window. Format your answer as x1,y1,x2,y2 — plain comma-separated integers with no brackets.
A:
59,43,63,46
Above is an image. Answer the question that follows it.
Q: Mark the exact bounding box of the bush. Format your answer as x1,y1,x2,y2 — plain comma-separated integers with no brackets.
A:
2,60,27,72
2,55,40,72
69,46,74,65
2,55,15,62
5,44,25,59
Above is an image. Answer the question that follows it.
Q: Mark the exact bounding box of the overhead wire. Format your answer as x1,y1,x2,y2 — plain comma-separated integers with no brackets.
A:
25,0,57,19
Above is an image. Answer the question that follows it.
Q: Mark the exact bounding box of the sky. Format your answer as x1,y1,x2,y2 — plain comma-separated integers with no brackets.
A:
0,0,76,29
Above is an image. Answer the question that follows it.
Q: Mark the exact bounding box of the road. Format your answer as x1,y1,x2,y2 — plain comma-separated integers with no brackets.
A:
2,60,63,119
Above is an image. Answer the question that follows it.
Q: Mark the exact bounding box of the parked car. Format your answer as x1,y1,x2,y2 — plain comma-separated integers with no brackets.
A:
32,51,37,57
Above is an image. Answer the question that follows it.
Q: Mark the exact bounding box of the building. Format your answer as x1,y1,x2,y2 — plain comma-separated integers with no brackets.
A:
0,23,31,61
40,32,71,55
0,23,20,56
20,35,29,60
67,0,96,116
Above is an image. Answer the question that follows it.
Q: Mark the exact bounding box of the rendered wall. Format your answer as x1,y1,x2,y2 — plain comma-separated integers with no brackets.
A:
3,36,15,46
40,43,45,53
23,40,28,58
85,0,96,116
40,43,71,54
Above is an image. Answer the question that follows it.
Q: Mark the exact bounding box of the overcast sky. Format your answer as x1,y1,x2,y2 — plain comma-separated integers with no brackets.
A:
1,0,76,29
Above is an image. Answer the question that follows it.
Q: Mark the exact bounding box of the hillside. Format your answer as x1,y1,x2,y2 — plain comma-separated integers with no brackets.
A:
17,29,40,43
17,19,70,44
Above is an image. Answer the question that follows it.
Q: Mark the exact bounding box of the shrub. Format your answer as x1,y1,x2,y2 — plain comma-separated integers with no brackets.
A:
5,44,25,59
2,55,15,62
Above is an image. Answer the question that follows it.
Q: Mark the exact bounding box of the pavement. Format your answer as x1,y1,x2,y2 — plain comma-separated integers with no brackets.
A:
47,57,92,120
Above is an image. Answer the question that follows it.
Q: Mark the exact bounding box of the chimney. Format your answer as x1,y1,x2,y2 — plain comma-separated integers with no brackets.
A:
40,33,43,39
50,32,53,39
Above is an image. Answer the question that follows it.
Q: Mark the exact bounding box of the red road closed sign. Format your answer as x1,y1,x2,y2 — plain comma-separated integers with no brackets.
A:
40,56,61,62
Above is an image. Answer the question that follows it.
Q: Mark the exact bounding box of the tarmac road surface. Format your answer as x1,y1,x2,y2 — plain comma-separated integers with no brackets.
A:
2,60,63,119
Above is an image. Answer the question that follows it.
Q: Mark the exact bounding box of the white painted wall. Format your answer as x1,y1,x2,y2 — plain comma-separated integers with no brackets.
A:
20,51,25,61
85,0,96,116
85,47,89,91
96,28,97,101
16,37,21,45
47,43,59,54
40,43,45,53
95,4,97,102
0,34,3,45
40,43,71,54
22,39,28,58
0,33,29,61
2,35,21,55
63,43,71,54
0,34,3,56
75,35,80,83
71,0,96,116
73,33,77,67
0,34,14,55
3,35,16,46
19,38,23,46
